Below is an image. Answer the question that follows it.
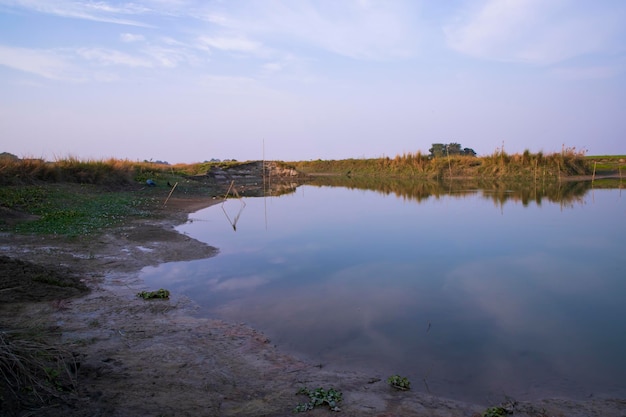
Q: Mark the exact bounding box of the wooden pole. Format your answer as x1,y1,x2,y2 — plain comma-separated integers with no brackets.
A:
592,161,597,185
163,182,178,206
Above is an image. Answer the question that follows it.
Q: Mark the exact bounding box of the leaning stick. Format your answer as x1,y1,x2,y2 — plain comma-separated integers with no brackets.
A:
163,182,178,206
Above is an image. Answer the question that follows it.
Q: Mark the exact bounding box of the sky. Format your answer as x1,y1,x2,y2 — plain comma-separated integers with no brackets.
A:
1,0,625,163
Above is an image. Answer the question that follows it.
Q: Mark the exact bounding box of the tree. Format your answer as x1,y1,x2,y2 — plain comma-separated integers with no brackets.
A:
428,143,446,158
429,143,476,158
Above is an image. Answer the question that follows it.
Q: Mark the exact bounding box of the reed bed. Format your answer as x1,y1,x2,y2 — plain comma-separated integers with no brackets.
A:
291,147,592,180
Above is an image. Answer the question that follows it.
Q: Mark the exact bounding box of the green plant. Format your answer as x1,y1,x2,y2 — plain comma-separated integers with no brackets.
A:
482,406,511,417
137,289,170,299
294,386,342,412
387,374,411,390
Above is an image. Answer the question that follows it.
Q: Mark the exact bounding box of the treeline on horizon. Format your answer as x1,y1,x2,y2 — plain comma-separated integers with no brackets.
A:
0,147,622,186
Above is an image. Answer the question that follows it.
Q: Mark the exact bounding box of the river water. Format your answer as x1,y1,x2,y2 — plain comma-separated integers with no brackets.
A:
141,182,626,403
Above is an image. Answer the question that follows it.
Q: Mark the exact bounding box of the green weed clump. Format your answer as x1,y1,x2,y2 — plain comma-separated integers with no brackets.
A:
482,406,510,417
294,387,342,412
387,374,411,390
137,289,170,299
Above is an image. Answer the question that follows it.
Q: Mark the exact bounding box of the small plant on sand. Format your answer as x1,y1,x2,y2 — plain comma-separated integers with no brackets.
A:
482,398,517,416
482,406,511,417
136,289,170,299
387,374,411,391
294,386,342,412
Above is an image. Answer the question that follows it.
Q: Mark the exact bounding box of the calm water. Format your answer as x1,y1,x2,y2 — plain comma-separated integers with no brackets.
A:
141,184,626,403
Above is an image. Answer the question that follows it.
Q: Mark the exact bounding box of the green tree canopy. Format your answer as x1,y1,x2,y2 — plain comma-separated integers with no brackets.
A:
429,143,476,158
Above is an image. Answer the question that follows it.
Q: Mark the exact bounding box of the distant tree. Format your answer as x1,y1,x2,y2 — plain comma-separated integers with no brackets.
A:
429,143,476,158
428,143,446,158
143,159,170,165
448,143,462,155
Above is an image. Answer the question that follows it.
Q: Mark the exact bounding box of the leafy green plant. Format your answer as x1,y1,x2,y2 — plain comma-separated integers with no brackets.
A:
137,289,170,299
294,387,342,412
387,374,411,390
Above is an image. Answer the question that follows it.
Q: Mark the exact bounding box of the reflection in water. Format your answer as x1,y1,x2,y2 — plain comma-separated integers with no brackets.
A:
221,198,246,232
305,176,591,207
141,183,625,403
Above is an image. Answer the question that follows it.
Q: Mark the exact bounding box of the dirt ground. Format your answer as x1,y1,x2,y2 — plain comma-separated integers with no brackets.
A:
1,196,624,417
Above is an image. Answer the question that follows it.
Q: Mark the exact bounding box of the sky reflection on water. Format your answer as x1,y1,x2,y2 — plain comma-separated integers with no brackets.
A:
140,186,626,403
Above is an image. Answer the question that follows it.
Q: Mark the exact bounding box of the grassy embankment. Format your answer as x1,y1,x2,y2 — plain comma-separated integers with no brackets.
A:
290,148,610,180
0,156,236,237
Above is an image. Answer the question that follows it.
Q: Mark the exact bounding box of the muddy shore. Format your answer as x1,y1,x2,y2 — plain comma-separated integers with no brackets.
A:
1,195,624,416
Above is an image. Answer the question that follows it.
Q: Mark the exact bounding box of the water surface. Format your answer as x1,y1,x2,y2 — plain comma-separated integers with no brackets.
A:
141,184,626,403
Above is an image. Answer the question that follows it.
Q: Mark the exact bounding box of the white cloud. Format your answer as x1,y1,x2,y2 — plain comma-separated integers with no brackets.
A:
1,0,153,27
199,0,420,61
197,35,263,54
444,0,626,66
77,48,153,67
142,45,194,68
120,33,145,43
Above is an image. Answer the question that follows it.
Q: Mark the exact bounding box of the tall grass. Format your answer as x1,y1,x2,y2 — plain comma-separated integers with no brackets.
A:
0,156,208,186
0,157,135,185
0,156,253,186
291,147,592,180
0,148,595,187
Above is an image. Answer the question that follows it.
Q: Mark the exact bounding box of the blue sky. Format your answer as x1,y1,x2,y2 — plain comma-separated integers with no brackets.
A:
1,0,625,163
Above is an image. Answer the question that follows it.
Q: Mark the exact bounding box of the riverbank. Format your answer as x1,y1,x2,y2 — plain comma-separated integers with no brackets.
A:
1,194,624,416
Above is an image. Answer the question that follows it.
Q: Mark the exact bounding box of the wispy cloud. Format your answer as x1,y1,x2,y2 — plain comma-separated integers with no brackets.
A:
198,1,421,61
120,33,145,43
0,45,81,80
77,48,153,67
142,45,195,68
444,0,626,66
0,44,184,82
197,35,263,54
0,0,153,27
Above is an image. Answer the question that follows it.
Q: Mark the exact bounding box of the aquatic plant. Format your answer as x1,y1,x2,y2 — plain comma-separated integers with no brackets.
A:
137,289,170,299
294,386,342,412
387,374,411,391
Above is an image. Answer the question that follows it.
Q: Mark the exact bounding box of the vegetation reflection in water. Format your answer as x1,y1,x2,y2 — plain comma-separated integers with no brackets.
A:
141,180,625,404
304,175,594,206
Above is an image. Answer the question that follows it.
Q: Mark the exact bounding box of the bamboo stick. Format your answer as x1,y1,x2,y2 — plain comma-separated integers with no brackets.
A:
163,182,178,206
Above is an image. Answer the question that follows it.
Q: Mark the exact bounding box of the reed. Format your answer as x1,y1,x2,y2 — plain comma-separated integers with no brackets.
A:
290,146,592,180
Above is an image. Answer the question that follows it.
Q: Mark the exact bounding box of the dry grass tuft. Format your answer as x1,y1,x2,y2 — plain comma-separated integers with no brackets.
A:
0,330,79,410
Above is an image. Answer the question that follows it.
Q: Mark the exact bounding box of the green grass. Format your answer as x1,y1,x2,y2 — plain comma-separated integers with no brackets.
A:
0,184,153,236
0,156,253,236
586,155,626,172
